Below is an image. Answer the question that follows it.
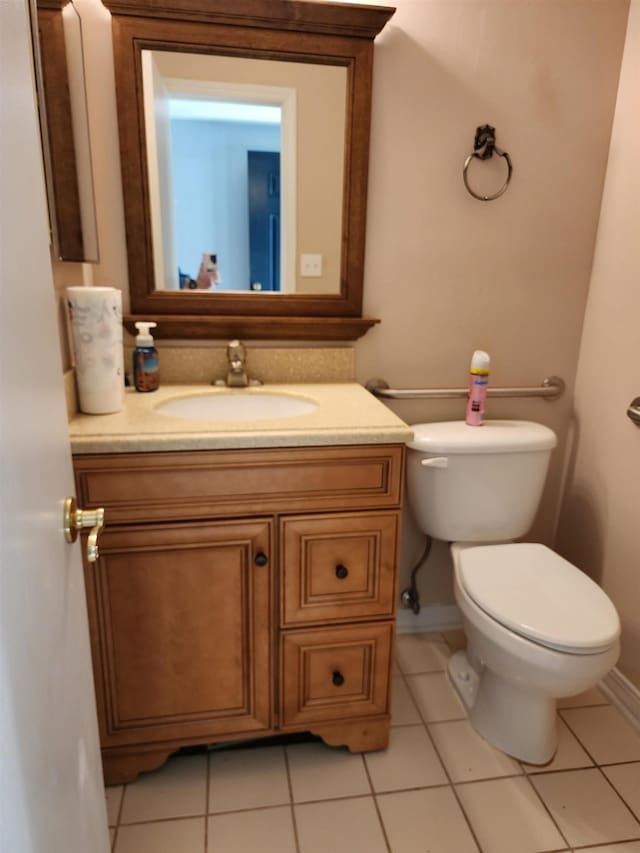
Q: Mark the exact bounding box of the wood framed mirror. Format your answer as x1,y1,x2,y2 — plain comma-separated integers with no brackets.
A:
103,0,394,340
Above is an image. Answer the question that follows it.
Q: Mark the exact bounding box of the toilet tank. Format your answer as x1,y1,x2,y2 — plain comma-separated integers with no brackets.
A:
406,420,557,542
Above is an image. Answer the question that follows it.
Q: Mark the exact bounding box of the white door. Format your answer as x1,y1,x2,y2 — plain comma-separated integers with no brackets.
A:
0,2,110,852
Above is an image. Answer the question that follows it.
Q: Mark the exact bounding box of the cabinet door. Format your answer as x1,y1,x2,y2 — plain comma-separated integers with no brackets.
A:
84,519,273,747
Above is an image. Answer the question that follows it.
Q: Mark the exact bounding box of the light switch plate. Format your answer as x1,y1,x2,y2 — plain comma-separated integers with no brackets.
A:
300,253,322,277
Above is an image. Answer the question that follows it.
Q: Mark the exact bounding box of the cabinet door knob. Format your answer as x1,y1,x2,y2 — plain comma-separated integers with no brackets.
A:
254,552,268,567
332,671,345,687
335,564,349,579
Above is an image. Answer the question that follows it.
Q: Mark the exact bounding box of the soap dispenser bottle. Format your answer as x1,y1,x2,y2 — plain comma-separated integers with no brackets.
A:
133,322,159,392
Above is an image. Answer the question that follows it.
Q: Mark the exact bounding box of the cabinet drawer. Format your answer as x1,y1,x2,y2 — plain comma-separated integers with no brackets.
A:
281,512,399,626
74,445,404,523
280,623,392,727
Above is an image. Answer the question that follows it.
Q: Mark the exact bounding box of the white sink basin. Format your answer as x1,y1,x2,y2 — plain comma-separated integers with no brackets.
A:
155,391,318,422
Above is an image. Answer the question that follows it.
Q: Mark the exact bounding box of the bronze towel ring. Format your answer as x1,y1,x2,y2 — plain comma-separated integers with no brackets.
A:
463,125,513,201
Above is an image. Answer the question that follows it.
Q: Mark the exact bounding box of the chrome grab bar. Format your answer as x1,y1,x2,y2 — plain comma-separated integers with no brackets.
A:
365,375,565,401
628,397,640,426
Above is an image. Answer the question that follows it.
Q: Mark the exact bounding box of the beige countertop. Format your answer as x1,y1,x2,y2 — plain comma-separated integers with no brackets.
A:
68,383,413,454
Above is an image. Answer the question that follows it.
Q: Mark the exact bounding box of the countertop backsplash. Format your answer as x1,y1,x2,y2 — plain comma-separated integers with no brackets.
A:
123,345,355,387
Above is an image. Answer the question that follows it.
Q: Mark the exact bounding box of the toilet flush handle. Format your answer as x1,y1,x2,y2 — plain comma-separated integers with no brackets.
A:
421,456,449,468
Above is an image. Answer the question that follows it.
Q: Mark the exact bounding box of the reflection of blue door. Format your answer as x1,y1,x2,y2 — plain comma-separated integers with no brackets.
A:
248,151,280,291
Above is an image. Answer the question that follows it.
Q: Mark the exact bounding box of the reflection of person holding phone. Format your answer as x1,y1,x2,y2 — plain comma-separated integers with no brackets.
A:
196,253,221,289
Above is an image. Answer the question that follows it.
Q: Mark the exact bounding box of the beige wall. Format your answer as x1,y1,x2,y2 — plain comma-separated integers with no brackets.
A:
354,0,629,606
50,0,127,368
50,255,86,370
51,1,631,616
53,2,345,301
555,0,640,689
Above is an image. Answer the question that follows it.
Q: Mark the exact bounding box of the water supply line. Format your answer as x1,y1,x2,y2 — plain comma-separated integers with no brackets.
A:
400,535,433,614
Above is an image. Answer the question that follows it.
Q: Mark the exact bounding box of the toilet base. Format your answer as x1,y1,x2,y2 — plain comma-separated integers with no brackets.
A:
448,650,558,765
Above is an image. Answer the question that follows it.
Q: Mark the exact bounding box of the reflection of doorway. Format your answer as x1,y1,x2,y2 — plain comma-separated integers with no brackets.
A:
248,151,280,291
170,117,280,291
141,58,297,291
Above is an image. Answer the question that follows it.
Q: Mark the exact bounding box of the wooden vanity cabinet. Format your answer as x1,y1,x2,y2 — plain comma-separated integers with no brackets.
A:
73,444,404,783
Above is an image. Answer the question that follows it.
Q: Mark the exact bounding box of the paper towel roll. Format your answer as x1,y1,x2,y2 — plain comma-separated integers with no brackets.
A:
66,286,124,414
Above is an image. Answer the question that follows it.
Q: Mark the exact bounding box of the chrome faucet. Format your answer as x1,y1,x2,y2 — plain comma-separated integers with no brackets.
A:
211,340,262,387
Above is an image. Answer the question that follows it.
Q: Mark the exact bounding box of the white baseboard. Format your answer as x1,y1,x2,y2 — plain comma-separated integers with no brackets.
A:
396,604,462,634
602,667,640,732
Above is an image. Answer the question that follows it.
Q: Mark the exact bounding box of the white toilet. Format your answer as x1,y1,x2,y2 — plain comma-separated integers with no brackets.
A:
406,420,620,764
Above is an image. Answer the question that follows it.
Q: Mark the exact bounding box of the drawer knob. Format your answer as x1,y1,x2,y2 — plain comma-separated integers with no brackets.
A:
332,670,345,687
335,564,349,579
254,552,268,567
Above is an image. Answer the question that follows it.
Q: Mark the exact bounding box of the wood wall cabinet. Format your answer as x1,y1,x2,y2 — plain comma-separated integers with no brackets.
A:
73,444,404,784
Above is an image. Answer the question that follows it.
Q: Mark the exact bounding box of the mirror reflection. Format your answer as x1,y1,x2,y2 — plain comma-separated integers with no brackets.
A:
171,98,283,292
142,50,346,296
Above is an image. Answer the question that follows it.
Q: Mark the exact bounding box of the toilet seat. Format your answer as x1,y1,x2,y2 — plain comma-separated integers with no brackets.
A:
457,543,620,655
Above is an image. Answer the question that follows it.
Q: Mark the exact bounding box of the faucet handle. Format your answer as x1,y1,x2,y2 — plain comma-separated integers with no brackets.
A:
227,339,246,363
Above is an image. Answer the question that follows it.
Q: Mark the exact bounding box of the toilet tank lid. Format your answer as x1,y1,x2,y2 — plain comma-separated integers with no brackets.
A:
407,420,557,454
458,543,620,653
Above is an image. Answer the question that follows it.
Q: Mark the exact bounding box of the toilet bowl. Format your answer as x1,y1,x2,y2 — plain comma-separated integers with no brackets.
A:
405,420,621,764
448,542,619,764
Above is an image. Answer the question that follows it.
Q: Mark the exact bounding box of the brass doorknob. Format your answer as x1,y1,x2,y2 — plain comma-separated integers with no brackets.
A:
63,497,105,563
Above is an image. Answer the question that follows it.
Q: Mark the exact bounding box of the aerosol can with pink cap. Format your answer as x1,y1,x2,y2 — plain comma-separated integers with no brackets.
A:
465,350,490,426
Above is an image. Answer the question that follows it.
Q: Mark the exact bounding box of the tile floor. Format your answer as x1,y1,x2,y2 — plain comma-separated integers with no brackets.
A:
106,631,640,853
